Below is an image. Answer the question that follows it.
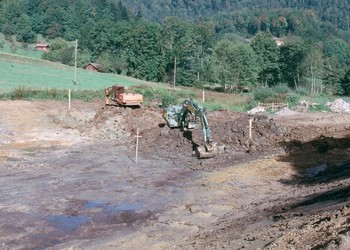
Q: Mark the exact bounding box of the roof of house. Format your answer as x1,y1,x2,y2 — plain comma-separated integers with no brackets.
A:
86,63,102,69
35,43,49,47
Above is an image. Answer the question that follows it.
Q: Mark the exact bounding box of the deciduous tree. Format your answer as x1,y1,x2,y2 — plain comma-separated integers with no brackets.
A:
250,31,280,87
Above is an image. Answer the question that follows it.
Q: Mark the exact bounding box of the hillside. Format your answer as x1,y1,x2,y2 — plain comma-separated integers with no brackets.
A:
123,0,350,34
1,0,350,97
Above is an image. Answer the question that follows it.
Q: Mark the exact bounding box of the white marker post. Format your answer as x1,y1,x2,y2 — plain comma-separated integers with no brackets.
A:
134,128,142,164
68,89,71,111
202,89,205,103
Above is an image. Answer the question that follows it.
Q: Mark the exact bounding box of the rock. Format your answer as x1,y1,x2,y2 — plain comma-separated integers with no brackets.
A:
248,106,266,114
327,98,350,113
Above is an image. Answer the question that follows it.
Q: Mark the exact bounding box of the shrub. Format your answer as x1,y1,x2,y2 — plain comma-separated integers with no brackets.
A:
286,93,300,107
161,94,177,106
11,86,26,99
253,87,275,102
243,100,259,111
143,89,154,99
295,87,309,96
272,84,290,94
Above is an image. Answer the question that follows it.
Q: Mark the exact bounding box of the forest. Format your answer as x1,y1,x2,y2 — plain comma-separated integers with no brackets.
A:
1,0,350,95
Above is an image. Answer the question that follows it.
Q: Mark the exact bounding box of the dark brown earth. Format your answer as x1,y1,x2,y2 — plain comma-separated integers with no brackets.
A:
0,99,349,249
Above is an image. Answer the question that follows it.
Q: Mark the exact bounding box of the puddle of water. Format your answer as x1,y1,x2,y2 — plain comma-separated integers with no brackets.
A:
84,200,104,208
307,164,327,176
47,215,87,232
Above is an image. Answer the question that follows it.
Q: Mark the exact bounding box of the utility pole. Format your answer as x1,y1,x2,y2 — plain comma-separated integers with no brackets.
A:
74,39,78,84
173,57,176,88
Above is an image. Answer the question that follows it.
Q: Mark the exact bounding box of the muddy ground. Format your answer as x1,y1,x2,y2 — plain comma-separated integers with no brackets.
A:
0,99,349,250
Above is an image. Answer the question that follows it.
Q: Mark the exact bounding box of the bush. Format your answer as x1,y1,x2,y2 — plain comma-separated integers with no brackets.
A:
243,100,259,111
143,89,155,99
253,87,275,102
42,38,74,65
161,94,177,106
11,86,26,99
295,87,309,96
286,93,300,107
272,84,290,94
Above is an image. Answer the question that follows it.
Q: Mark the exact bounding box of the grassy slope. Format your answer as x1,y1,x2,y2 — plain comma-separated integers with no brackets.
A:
0,33,43,59
0,52,154,93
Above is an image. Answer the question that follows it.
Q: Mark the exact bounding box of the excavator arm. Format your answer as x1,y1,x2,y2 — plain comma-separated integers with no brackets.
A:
162,99,217,158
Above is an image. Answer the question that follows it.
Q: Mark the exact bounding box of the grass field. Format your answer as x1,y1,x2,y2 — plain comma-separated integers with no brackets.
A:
0,33,44,59
0,52,155,93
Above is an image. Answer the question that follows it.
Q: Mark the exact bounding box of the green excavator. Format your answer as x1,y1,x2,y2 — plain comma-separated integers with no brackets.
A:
162,99,217,159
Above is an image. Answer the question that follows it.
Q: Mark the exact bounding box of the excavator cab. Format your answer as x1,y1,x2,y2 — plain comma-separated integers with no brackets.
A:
104,84,143,107
162,99,217,159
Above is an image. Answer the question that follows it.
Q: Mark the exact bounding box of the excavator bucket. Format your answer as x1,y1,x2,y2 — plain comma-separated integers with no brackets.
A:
195,144,218,159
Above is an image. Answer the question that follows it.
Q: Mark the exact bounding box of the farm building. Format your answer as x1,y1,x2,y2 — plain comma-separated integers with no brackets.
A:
35,43,50,52
85,63,102,72
273,37,284,46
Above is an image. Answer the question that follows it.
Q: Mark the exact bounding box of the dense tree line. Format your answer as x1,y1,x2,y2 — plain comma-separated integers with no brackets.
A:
125,0,350,35
1,0,350,95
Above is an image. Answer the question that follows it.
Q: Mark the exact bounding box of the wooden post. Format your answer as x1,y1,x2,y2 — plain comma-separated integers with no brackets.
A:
68,89,71,111
134,128,142,164
74,39,78,84
202,89,205,103
247,118,253,140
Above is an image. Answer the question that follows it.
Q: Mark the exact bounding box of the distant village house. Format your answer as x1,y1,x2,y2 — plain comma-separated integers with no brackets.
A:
85,63,102,72
35,43,50,52
273,37,284,46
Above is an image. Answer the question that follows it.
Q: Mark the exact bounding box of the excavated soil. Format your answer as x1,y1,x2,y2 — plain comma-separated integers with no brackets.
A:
0,100,349,250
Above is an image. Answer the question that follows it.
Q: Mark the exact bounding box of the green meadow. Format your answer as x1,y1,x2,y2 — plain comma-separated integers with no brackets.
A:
0,52,154,93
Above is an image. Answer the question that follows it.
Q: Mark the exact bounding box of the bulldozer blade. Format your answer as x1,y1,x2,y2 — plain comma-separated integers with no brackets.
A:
195,145,217,159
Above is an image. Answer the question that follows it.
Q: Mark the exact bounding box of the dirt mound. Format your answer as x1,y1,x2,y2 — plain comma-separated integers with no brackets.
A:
79,106,163,142
70,106,286,162
137,110,286,160
48,104,350,168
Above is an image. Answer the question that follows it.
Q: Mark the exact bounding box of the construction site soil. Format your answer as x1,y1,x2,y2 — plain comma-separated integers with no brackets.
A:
0,99,349,250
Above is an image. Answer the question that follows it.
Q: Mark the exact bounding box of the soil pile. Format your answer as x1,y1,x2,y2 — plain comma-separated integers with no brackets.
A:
79,105,163,142
75,105,350,165
78,107,287,160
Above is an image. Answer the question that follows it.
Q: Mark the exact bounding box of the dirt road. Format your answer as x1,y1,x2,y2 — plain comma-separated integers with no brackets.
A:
0,100,349,249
